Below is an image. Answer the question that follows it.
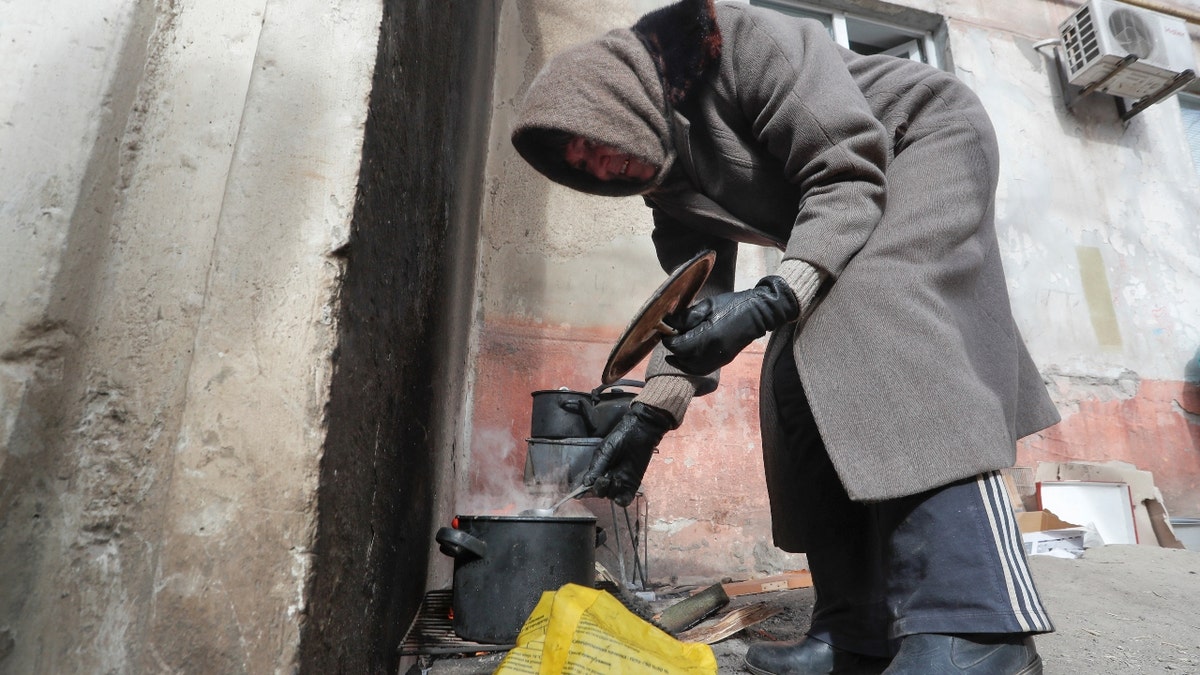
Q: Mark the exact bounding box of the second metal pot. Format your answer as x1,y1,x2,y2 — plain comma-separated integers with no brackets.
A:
524,437,602,489
529,388,592,438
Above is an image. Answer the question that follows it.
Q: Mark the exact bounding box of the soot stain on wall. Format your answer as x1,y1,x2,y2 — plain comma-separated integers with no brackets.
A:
299,1,495,672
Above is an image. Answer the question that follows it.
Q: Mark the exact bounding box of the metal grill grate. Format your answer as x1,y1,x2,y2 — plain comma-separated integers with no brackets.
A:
397,590,514,656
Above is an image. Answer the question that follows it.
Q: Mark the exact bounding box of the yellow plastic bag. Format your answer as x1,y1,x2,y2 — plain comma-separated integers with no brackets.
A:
494,583,717,675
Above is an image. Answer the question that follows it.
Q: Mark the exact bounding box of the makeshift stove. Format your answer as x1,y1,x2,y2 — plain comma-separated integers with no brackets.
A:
526,380,650,591
400,381,651,659
403,251,718,659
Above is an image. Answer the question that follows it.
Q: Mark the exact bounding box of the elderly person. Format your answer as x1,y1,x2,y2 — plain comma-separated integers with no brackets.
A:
511,1,1060,673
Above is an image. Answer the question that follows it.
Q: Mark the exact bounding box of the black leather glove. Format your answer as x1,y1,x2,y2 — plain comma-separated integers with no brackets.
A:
581,402,673,507
663,275,800,375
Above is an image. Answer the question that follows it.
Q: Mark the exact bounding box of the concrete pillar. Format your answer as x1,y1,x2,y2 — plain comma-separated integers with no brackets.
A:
0,0,381,671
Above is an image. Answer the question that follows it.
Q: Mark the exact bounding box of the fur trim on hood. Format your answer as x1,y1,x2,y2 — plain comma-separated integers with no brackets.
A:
633,0,721,108
511,0,722,197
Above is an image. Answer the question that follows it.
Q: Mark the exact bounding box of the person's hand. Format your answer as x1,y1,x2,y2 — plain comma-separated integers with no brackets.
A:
581,402,673,507
663,276,800,375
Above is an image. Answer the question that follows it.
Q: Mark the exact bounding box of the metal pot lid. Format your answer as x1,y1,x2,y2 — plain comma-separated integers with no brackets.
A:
601,249,716,385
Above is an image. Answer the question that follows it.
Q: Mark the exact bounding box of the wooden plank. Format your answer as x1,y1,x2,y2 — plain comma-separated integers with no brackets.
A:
721,570,813,597
677,603,782,644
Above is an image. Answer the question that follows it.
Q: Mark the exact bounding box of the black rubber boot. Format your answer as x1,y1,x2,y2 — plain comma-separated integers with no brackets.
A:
744,637,892,675
882,634,1042,674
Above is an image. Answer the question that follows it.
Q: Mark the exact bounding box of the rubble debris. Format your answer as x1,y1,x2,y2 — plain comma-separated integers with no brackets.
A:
1034,461,1185,548
678,603,783,645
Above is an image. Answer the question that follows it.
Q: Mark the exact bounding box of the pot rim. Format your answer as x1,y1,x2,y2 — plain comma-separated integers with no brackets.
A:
454,513,597,523
530,388,589,397
525,437,603,445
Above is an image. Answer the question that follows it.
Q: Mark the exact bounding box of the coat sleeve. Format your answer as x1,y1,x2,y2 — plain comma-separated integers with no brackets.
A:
635,203,739,399
722,7,889,278
648,205,738,298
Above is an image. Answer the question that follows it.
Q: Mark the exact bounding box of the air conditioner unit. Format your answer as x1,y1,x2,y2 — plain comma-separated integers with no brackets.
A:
1059,0,1196,99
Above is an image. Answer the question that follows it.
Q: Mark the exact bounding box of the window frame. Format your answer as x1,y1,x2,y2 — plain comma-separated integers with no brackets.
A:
749,0,942,69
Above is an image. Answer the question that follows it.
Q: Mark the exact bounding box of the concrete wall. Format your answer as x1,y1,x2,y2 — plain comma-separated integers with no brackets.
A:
469,0,1200,581
947,0,1200,532
0,0,384,671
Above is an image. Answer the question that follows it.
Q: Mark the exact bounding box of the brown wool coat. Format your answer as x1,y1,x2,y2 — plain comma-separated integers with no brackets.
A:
647,4,1060,529
512,0,1061,551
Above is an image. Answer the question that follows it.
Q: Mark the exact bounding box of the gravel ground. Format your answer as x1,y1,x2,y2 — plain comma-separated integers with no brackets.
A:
416,544,1199,674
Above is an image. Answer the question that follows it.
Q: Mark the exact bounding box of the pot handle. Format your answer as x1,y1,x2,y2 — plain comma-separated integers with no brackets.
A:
590,379,645,399
559,398,601,436
595,526,607,549
436,527,487,560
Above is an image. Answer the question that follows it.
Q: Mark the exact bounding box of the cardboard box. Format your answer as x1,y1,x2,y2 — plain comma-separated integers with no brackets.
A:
1018,509,1086,557
1037,480,1138,545
1023,528,1087,557
1016,510,1079,534
1034,461,1181,548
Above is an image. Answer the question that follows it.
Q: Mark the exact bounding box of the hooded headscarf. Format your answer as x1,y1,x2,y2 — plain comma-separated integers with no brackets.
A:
511,28,674,197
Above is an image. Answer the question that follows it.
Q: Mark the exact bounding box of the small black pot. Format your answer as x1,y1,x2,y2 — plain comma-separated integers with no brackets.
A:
435,514,599,644
529,380,643,438
529,388,592,438
588,382,641,436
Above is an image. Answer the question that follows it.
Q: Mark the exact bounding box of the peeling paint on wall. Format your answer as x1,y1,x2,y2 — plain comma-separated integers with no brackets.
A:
1076,245,1123,347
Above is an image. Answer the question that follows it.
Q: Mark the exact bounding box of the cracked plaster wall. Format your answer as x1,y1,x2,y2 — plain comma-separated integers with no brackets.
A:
471,0,1200,580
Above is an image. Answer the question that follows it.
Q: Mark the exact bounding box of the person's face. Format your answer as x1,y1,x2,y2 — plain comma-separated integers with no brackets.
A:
564,137,657,182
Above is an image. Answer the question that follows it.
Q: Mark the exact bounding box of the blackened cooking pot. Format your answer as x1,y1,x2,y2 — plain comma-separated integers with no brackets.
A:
435,514,600,644
529,388,592,438
529,380,643,439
